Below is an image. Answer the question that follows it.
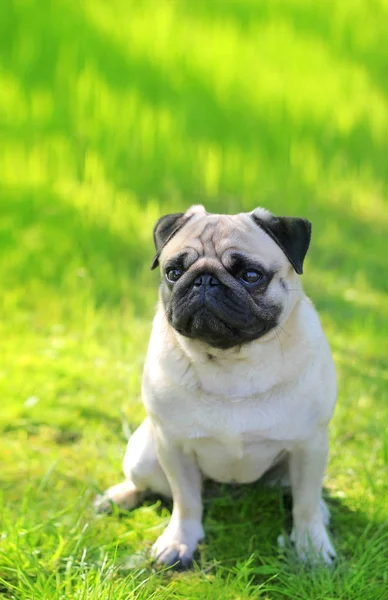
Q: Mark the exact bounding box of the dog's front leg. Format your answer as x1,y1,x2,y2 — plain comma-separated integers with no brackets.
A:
289,429,336,564
150,424,204,568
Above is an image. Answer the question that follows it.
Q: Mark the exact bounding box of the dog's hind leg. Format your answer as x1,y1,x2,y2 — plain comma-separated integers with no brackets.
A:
94,418,171,514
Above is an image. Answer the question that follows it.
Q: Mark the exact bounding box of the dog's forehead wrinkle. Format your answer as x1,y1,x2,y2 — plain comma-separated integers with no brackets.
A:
198,221,217,257
188,217,230,259
199,222,215,242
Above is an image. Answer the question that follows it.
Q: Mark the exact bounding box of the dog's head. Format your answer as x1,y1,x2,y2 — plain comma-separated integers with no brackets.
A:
151,205,311,349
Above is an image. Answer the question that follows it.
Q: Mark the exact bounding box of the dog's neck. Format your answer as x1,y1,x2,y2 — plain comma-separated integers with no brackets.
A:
175,326,281,363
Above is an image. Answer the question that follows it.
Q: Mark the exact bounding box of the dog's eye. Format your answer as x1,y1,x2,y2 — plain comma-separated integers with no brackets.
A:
240,269,263,285
166,267,182,283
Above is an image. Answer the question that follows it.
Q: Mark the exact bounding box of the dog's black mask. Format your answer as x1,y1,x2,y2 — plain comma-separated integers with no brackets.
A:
160,262,281,349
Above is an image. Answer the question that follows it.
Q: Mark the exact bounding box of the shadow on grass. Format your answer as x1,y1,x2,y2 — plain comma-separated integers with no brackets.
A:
113,480,386,574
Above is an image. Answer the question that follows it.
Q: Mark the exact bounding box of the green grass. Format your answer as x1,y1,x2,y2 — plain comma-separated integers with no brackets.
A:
1,0,388,597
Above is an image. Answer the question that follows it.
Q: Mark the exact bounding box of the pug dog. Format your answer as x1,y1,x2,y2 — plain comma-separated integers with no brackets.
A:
95,205,337,567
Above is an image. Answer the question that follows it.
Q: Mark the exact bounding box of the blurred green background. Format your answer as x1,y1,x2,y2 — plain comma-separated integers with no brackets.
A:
1,1,387,598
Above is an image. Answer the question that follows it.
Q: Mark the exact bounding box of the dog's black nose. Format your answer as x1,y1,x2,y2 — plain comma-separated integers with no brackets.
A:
193,273,220,287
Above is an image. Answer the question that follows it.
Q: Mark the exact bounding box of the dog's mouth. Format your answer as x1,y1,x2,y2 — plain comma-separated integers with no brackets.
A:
178,306,239,349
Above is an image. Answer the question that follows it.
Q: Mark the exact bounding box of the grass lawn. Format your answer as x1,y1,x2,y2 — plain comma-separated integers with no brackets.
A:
1,0,387,598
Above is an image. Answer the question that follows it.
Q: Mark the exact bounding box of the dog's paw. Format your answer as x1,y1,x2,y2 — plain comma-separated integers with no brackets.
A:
150,519,204,569
94,481,139,514
290,522,336,565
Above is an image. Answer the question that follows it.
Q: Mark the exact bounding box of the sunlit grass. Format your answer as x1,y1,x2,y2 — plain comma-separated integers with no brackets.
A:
1,0,387,598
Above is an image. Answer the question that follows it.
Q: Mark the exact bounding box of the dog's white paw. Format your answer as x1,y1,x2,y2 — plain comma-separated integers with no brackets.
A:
94,481,139,514
151,519,204,568
290,522,336,565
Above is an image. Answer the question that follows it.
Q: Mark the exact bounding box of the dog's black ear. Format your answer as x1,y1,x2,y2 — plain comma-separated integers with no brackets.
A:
251,213,312,274
150,212,189,270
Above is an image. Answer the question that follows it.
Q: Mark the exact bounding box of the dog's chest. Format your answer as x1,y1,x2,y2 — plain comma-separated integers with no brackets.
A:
181,393,292,442
145,351,315,445
148,376,310,451
192,355,282,397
